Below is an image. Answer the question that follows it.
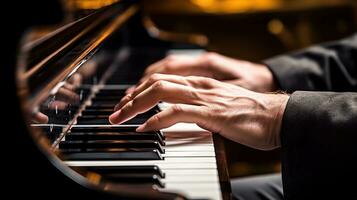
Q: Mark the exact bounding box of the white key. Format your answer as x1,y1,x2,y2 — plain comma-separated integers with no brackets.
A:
66,161,218,169
163,151,216,157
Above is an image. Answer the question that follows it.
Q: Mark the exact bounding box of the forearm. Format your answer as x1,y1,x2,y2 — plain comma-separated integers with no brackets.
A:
263,34,357,93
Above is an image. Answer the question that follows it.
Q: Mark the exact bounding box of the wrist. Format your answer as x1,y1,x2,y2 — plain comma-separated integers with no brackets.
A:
272,94,289,147
258,63,279,92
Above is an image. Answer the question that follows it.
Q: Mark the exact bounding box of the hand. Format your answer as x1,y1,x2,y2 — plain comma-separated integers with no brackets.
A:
130,52,278,93
110,74,289,150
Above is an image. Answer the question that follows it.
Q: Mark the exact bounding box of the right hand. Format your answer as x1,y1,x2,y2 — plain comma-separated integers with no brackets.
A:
131,52,278,93
111,74,289,150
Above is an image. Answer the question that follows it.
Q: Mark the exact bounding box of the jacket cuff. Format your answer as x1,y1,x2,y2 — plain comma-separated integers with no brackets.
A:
263,56,315,93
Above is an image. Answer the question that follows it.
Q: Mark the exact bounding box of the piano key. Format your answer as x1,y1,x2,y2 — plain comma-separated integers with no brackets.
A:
81,109,113,115
104,174,165,188
59,140,165,153
163,151,216,157
164,183,220,190
84,105,116,109
162,175,219,183
82,165,165,178
61,149,163,160
95,89,126,97
90,100,119,105
162,169,218,176
63,85,223,200
90,102,117,107
65,132,165,146
70,127,164,138
164,145,214,152
80,112,156,119
92,96,122,101
76,117,147,125
65,157,218,169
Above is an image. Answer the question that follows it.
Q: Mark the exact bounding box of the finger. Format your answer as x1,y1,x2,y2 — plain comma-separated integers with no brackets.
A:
115,75,218,112
109,81,200,124
143,59,168,76
56,88,80,103
114,74,190,111
223,79,251,90
136,104,204,132
224,79,242,86
125,86,136,94
68,73,82,88
143,55,203,79
32,112,49,123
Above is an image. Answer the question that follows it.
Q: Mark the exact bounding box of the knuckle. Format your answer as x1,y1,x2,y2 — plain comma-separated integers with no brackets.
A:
131,97,138,106
126,94,133,100
165,54,177,61
203,52,218,60
148,74,160,84
204,52,218,58
165,61,176,72
171,104,183,114
151,114,162,124
152,80,166,91
198,76,215,87
202,52,218,63
188,88,200,101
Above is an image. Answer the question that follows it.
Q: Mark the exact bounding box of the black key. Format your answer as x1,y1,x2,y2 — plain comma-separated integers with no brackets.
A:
100,173,165,188
78,115,110,119
70,127,164,139
76,88,92,95
82,165,165,178
85,105,116,109
82,105,160,113
61,149,162,160
95,89,126,97
66,132,165,145
90,102,117,107
59,140,164,153
79,112,156,119
81,109,113,115
76,117,147,125
76,88,92,102
92,96,122,101
76,118,110,125
91,99,118,104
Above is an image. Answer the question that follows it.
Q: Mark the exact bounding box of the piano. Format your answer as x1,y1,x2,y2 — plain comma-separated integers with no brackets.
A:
11,1,231,199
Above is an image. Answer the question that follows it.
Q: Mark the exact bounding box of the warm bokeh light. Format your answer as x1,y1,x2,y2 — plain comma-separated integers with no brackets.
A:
191,0,282,13
64,0,119,10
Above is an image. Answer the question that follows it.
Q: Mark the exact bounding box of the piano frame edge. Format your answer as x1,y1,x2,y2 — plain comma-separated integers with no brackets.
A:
213,134,232,200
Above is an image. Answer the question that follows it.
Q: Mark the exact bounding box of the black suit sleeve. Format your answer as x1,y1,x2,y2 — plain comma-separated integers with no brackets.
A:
264,34,357,93
279,91,357,199
262,34,357,199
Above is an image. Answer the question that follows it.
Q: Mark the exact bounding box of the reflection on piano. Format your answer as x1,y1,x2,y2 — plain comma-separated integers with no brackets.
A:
15,1,230,200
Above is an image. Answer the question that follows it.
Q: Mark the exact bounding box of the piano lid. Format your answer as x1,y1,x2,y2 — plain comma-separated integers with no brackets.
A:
18,2,137,111
15,2,186,199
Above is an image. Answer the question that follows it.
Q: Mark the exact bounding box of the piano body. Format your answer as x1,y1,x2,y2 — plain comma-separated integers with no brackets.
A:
12,1,230,200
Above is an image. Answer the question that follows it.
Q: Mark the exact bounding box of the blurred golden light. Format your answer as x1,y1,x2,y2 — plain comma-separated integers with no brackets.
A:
64,0,119,10
190,0,282,13
268,19,284,35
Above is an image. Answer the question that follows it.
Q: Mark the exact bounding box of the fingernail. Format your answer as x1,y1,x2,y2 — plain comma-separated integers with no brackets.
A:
136,123,147,132
109,110,121,124
114,103,120,111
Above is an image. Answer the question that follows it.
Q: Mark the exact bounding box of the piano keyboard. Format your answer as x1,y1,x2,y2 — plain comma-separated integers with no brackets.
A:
57,85,223,200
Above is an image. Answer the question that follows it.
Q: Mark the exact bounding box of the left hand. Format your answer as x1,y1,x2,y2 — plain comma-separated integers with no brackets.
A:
127,53,277,93
109,74,289,150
